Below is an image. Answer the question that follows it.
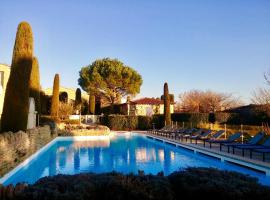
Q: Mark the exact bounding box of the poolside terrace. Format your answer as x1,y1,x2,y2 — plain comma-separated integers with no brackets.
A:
144,130,270,176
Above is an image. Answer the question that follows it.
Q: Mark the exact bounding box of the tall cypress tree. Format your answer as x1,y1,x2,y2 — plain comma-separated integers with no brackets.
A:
75,88,82,108
1,22,33,132
89,94,95,114
29,56,41,114
163,82,171,126
50,74,60,119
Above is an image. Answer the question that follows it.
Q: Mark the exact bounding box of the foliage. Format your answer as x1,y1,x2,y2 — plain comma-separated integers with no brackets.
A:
100,115,140,130
59,91,68,103
161,94,174,103
81,98,89,115
58,102,74,120
39,115,58,130
178,89,242,113
89,94,95,114
1,21,33,132
168,167,270,200
8,168,270,200
29,56,41,114
40,91,51,115
137,116,152,130
78,58,143,105
163,82,171,126
75,88,82,109
50,74,60,119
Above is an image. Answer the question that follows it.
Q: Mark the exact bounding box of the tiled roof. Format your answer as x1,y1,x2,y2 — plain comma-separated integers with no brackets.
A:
132,98,163,105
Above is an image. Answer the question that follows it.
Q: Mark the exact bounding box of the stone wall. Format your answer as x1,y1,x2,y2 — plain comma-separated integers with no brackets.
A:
0,125,56,177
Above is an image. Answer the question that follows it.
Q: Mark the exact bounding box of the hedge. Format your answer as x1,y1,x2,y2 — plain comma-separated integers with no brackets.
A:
100,115,152,130
4,168,270,200
100,111,269,131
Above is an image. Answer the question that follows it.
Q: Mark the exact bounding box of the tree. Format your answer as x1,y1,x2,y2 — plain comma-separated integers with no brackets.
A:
1,22,33,132
164,82,171,126
75,88,82,108
78,58,142,108
161,94,174,103
58,102,74,120
29,56,41,114
178,90,242,113
51,74,60,119
59,91,68,103
89,94,95,114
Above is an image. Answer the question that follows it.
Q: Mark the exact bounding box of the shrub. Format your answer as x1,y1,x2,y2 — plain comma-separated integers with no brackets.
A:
1,22,33,132
168,167,270,200
58,102,74,120
137,116,152,130
7,168,270,200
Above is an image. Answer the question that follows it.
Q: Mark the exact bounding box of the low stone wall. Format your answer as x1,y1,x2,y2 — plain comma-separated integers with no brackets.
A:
0,126,57,177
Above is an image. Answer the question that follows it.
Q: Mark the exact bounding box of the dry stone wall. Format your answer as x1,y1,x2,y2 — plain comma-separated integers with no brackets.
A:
0,126,56,177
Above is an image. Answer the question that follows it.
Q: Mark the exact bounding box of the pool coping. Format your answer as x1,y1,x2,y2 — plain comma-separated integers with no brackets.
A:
143,132,270,176
0,135,112,185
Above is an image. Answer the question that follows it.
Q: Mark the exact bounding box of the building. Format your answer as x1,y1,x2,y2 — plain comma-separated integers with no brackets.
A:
44,86,89,103
0,64,11,116
120,97,174,116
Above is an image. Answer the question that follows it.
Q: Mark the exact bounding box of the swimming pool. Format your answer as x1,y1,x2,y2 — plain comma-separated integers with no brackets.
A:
1,132,270,185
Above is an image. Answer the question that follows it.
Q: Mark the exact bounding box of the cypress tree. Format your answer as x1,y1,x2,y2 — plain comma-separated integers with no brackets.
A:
59,91,68,103
75,88,82,108
29,56,41,114
51,74,60,119
89,94,95,114
1,22,33,132
163,82,171,126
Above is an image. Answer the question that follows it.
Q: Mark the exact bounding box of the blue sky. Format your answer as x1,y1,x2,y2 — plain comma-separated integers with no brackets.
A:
0,0,269,103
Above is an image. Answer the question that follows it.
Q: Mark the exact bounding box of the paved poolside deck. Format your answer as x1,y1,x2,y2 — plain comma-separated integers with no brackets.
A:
143,132,270,176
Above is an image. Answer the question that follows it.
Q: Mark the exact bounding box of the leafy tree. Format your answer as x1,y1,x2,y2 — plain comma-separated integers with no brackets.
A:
178,90,242,113
29,56,41,114
164,82,171,126
1,22,33,132
51,74,60,118
78,58,142,107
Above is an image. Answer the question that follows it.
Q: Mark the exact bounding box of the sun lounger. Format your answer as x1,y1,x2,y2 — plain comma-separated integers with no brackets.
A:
190,130,213,144
250,143,270,161
222,132,265,154
205,132,242,149
201,130,225,147
181,129,202,142
233,137,270,158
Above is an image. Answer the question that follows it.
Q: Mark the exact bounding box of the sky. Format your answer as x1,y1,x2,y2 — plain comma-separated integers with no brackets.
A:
0,0,269,104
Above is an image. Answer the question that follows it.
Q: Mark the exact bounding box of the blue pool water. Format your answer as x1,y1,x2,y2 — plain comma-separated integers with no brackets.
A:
2,133,270,185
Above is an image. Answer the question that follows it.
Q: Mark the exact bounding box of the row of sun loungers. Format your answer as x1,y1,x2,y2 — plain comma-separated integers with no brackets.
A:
148,126,270,162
